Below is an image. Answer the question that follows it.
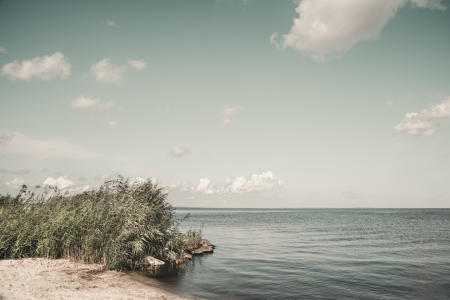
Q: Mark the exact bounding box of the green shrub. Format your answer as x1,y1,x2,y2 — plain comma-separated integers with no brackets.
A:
0,177,199,270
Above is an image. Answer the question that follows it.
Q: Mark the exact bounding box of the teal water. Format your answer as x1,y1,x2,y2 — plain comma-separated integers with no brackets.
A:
140,209,450,299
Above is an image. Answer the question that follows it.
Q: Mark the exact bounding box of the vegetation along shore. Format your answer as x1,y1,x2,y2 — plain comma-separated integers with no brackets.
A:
0,177,213,299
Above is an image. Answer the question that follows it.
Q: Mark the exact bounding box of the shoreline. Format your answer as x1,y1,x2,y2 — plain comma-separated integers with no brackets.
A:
0,258,199,300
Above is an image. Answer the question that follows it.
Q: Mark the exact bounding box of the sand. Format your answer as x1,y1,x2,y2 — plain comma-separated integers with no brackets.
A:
0,258,197,300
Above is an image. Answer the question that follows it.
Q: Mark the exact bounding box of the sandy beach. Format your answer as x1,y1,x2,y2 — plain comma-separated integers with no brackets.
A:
0,258,197,300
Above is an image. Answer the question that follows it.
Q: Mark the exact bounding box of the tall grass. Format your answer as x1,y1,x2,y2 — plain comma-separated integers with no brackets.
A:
0,177,200,270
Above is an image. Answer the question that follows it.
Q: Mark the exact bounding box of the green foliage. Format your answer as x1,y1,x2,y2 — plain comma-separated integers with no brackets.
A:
0,177,200,270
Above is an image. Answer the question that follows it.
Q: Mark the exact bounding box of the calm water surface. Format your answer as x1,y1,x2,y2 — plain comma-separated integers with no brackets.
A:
135,209,450,300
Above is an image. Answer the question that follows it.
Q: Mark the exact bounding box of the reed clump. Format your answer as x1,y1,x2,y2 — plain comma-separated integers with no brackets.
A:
0,177,200,270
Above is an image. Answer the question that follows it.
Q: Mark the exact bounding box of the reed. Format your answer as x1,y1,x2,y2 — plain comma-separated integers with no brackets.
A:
0,177,200,270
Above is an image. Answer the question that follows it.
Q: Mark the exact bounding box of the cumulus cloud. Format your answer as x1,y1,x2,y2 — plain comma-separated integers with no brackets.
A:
0,46,7,54
43,176,75,189
67,185,90,194
71,95,114,112
197,178,216,194
90,58,125,84
126,59,146,70
94,172,118,181
218,172,285,196
0,131,101,160
274,0,446,61
166,171,285,198
1,52,71,80
89,58,146,84
106,20,120,28
393,112,437,136
130,177,159,186
222,107,243,124
341,191,361,198
170,145,191,158
421,97,450,118
394,96,450,136
5,178,25,189
0,131,14,146
0,168,31,175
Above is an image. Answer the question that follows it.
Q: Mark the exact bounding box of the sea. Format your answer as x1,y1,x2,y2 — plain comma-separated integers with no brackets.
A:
133,208,450,300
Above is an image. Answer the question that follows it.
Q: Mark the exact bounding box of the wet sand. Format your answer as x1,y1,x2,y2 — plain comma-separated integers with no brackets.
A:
0,258,197,300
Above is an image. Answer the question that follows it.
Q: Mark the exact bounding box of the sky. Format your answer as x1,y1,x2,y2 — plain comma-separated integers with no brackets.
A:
0,0,449,208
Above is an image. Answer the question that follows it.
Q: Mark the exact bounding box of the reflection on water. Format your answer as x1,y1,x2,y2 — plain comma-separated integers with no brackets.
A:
133,209,450,300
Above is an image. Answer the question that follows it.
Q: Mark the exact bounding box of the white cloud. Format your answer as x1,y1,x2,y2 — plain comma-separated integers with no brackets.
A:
1,52,71,80
170,145,191,158
222,107,243,124
421,97,450,118
106,20,120,29
341,191,361,198
0,131,14,145
131,177,147,185
269,33,279,48
130,177,159,186
106,120,118,128
90,58,125,84
43,176,74,189
0,131,101,160
67,185,90,194
0,46,7,54
71,95,114,112
126,59,146,70
197,178,216,194
94,172,118,181
275,0,446,61
394,97,450,136
218,171,285,195
5,178,25,189
393,112,437,136
166,171,285,198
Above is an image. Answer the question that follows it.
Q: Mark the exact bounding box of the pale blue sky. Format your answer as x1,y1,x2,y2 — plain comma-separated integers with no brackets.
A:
1,0,449,207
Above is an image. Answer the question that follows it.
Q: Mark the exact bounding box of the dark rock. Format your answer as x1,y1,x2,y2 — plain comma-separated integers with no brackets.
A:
191,239,215,255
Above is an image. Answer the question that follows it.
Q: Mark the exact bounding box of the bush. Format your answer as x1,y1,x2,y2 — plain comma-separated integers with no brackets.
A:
0,177,199,270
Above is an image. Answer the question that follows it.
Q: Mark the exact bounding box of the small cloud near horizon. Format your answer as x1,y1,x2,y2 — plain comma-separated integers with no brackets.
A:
43,176,74,189
5,178,25,189
170,145,191,158
94,172,119,181
165,171,285,199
